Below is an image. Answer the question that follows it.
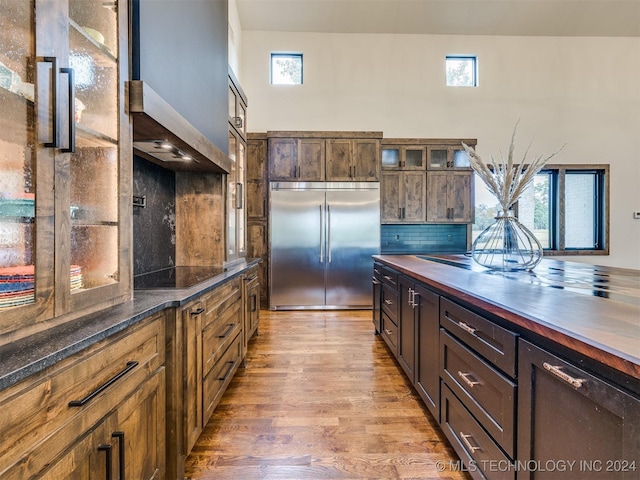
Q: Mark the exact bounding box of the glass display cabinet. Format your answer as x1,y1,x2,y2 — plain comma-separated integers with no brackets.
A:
0,0,131,337
427,145,471,169
227,71,247,265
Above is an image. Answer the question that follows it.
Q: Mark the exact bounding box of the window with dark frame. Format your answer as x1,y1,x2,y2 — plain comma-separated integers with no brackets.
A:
473,165,609,255
446,55,477,87
270,53,303,85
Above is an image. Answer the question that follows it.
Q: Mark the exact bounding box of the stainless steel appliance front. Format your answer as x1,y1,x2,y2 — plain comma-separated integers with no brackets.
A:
270,182,380,309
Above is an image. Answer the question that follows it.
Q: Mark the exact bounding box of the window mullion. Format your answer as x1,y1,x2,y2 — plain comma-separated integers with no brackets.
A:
557,168,566,251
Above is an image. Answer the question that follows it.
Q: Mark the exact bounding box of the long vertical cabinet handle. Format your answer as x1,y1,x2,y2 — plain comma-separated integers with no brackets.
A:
319,204,324,263
60,67,75,153
112,431,125,480
327,204,332,263
43,56,59,148
236,182,243,209
411,289,419,308
98,444,113,480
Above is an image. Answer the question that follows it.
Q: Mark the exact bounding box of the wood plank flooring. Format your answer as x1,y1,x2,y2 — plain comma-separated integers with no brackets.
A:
184,310,470,480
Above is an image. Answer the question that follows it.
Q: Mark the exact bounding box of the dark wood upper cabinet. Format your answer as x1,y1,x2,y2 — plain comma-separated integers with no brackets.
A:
326,138,380,181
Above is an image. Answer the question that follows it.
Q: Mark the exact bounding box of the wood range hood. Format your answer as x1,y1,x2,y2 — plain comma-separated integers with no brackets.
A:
128,80,232,174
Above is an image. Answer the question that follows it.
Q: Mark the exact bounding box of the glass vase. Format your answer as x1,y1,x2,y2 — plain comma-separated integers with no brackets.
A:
471,210,543,271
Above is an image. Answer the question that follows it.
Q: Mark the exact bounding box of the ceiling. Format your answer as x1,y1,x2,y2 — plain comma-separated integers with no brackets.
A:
235,0,640,37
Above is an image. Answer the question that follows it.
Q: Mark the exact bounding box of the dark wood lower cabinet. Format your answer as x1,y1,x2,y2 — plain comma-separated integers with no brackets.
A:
442,383,514,480
372,263,382,334
517,339,640,480
374,258,640,480
398,276,417,382
414,284,440,421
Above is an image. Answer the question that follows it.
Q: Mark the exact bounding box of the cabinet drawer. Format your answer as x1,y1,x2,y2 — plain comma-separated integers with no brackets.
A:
373,262,384,282
440,297,518,378
202,277,242,331
202,297,242,378
441,384,514,480
202,331,242,424
381,312,398,355
380,265,398,289
381,284,399,321
441,330,516,457
0,314,165,479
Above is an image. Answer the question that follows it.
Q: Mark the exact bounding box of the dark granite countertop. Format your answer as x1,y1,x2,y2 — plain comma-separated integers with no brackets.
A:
374,254,640,382
0,259,259,391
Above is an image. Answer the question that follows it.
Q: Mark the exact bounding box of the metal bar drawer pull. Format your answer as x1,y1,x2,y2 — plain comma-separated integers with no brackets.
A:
458,371,481,388
68,361,139,407
460,432,482,453
543,362,585,388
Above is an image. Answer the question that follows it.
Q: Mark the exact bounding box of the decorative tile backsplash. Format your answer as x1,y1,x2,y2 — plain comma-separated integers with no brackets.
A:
381,224,468,254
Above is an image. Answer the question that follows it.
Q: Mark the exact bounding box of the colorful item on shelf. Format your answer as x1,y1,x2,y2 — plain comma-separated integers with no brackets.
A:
0,265,34,307
0,60,35,102
0,197,35,218
0,264,84,307
70,265,84,290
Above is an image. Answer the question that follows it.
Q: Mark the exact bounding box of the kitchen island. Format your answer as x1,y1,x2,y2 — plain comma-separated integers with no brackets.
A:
373,254,639,480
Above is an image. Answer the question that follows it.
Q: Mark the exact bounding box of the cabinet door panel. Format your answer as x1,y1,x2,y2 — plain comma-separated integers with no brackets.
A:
415,284,440,420
116,368,166,480
38,422,112,480
426,171,449,222
298,138,325,181
450,171,473,223
518,339,640,480
326,139,352,181
381,172,401,222
183,301,203,454
403,172,426,222
353,139,379,180
398,277,416,383
247,137,267,183
268,138,297,180
247,181,266,218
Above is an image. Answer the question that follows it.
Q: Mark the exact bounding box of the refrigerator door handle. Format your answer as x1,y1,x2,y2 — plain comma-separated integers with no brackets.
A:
327,204,332,263
319,204,324,263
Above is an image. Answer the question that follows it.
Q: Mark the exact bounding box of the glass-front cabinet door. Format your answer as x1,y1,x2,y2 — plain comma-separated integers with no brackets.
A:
66,0,125,313
0,0,130,334
0,0,52,329
427,145,471,169
227,129,246,264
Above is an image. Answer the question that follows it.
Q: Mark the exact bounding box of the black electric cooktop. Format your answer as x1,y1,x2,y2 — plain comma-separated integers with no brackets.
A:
134,266,226,290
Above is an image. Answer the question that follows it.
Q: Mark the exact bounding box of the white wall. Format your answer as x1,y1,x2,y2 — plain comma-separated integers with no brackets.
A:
228,0,242,78
240,31,640,269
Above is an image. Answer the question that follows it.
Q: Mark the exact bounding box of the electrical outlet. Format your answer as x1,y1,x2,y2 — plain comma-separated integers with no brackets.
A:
634,211,640,219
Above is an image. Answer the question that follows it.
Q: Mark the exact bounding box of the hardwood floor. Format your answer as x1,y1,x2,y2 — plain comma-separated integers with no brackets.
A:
184,310,470,480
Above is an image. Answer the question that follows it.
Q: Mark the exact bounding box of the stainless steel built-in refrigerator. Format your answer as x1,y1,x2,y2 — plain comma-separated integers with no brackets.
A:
270,182,380,309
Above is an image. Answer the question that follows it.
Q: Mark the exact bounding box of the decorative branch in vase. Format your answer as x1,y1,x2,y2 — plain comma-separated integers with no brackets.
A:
462,121,565,271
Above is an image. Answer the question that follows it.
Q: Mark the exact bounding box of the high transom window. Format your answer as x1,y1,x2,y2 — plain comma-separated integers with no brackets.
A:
446,55,477,87
270,53,303,85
